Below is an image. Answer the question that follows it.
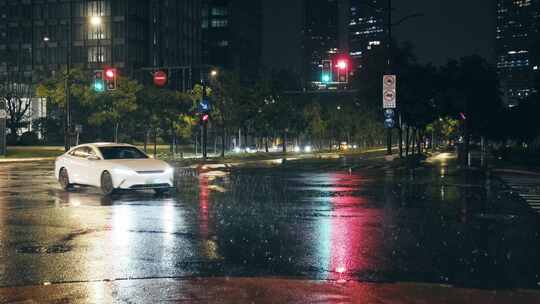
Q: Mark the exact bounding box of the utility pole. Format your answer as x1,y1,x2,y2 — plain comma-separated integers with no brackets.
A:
201,80,208,161
381,1,423,157
64,2,72,152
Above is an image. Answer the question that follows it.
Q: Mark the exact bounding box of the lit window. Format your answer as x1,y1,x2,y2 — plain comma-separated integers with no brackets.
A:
211,19,228,28
211,7,228,16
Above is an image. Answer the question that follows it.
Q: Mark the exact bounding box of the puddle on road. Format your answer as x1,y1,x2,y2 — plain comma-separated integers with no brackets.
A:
16,244,73,254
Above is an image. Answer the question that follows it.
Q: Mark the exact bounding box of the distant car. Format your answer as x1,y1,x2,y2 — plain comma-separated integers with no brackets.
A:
245,145,258,153
55,143,174,195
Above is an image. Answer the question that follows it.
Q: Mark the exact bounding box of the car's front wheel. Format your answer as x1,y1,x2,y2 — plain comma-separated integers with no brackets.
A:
58,168,73,191
100,171,115,196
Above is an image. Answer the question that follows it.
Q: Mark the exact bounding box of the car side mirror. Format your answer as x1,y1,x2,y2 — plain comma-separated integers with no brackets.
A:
87,155,100,161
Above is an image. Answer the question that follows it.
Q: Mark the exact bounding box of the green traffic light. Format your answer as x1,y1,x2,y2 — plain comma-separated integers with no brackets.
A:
93,80,105,92
322,74,331,83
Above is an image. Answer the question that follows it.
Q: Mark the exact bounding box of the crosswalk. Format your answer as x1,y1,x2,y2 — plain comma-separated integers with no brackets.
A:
498,174,540,213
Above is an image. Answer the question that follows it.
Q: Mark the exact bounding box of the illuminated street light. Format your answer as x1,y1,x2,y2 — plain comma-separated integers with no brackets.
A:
43,36,50,42
90,16,102,26
210,70,218,77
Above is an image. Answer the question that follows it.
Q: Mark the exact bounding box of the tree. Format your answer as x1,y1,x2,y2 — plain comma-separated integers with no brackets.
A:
37,68,143,143
83,77,142,142
439,56,502,161
0,81,34,142
303,102,326,149
208,72,245,157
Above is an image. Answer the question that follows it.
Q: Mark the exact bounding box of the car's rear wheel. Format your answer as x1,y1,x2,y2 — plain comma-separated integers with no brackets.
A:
100,171,115,196
58,168,72,191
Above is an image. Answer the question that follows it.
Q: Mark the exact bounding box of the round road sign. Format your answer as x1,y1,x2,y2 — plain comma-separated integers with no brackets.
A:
153,70,168,87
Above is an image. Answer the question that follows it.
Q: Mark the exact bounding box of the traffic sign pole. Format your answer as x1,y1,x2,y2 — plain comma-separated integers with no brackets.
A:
383,75,397,156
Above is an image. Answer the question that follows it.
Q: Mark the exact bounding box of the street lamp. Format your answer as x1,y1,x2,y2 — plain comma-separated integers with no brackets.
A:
43,36,50,42
90,16,102,26
90,16,103,64
210,69,218,77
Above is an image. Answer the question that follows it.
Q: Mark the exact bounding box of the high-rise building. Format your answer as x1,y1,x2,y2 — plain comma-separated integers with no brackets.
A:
202,0,262,79
0,0,201,86
301,0,340,83
348,0,385,64
496,0,539,106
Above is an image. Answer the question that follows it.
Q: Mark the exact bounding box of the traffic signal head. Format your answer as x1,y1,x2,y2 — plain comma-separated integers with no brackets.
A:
337,60,348,70
104,67,117,90
202,114,209,122
93,70,105,92
104,68,116,81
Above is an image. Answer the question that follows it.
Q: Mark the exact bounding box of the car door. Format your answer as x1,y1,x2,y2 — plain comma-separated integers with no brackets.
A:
73,146,93,185
82,147,103,187
67,147,90,185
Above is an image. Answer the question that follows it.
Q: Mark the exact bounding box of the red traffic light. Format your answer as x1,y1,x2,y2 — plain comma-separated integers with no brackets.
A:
202,114,209,122
336,60,348,70
104,68,117,81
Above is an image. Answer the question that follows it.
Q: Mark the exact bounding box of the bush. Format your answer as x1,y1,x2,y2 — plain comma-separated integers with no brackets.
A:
6,133,18,145
18,131,41,146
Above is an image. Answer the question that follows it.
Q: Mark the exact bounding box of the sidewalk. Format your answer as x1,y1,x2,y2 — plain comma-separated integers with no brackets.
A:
1,277,538,304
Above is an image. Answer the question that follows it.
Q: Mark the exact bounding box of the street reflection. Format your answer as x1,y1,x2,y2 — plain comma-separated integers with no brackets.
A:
199,172,221,260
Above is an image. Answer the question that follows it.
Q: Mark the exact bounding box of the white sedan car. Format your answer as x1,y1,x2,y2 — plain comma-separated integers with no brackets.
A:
55,143,174,195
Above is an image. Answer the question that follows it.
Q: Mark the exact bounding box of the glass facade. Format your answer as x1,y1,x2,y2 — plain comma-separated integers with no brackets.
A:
348,0,385,63
302,0,339,82
496,0,539,105
202,0,262,79
0,0,201,85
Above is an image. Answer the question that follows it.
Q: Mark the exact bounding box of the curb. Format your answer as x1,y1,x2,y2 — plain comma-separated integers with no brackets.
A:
492,168,540,177
0,157,56,163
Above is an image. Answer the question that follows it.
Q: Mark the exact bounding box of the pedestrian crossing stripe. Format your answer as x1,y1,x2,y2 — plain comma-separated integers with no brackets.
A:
499,174,540,213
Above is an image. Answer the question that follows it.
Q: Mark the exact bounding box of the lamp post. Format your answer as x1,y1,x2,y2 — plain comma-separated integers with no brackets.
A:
201,69,218,161
64,4,73,152
90,16,103,64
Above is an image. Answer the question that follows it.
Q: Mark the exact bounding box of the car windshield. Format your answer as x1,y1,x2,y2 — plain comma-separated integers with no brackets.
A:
98,146,148,160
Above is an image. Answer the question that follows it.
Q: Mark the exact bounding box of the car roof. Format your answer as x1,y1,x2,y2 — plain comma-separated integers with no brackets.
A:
73,143,137,149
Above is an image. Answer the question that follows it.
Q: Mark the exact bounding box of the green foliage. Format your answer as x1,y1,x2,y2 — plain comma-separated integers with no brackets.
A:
84,76,142,127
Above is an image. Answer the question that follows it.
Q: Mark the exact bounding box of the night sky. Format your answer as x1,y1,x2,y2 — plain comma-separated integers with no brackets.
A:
263,0,495,70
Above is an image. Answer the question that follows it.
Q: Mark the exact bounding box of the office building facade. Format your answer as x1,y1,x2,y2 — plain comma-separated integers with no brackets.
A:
0,0,201,86
202,0,262,80
348,0,385,64
496,0,539,105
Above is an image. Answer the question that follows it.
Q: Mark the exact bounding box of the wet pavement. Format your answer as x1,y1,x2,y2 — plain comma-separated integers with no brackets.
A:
1,152,540,302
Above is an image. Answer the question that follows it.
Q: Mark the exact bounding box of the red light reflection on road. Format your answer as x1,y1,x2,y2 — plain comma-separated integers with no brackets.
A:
326,173,371,281
199,173,210,238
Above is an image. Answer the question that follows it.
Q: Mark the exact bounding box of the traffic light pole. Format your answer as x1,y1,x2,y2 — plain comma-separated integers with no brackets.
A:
64,3,72,152
202,81,208,161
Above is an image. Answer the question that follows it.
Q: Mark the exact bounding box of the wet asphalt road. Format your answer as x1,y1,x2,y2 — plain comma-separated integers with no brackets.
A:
0,153,540,292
